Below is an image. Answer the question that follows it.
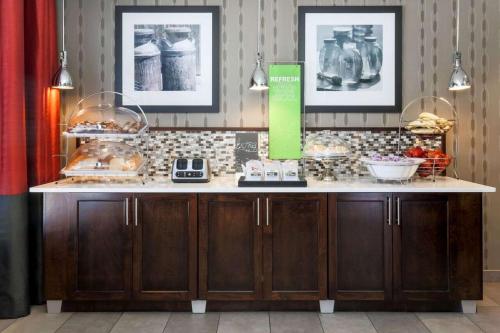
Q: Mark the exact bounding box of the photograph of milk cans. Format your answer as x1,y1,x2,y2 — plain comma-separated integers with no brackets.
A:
115,6,220,113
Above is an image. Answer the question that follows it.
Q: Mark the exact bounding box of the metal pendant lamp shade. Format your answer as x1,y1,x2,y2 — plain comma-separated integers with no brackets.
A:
52,51,74,90
52,0,74,90
448,0,470,91
448,52,470,91
249,0,268,91
249,53,268,91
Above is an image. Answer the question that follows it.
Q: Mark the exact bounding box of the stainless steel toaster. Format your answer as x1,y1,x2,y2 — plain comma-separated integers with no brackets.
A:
171,158,210,183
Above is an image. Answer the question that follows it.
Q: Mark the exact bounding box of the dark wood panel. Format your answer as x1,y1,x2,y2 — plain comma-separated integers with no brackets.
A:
133,194,197,301
67,193,133,300
198,194,262,300
393,193,450,301
450,193,483,300
329,193,392,301
263,194,327,301
43,194,72,300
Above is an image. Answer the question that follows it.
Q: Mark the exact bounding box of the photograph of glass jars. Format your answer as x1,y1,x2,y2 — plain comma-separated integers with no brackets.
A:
134,24,200,92
316,24,383,91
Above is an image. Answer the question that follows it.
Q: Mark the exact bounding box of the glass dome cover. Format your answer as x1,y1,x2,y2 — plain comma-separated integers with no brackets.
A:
303,134,350,159
62,140,145,176
65,91,148,136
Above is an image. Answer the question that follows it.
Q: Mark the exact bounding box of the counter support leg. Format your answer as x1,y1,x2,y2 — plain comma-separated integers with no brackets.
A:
191,300,207,314
461,300,477,314
319,300,335,314
46,300,62,314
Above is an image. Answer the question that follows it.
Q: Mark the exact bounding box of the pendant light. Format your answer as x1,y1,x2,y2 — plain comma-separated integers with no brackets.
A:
52,0,74,90
448,0,470,91
249,0,268,91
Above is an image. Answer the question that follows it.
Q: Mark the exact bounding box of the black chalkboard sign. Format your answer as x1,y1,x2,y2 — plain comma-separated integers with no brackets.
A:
235,133,259,171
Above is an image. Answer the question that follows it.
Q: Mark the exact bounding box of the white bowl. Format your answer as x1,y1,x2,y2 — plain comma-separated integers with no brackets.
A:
361,158,426,181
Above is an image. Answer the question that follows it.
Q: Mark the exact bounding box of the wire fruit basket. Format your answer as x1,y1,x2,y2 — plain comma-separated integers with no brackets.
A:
416,156,453,181
397,96,459,181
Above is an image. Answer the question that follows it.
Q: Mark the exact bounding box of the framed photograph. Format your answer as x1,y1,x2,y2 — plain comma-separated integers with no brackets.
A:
298,6,402,113
115,6,220,113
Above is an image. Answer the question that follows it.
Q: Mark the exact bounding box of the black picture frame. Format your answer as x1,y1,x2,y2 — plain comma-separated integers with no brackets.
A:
298,6,402,113
115,6,220,113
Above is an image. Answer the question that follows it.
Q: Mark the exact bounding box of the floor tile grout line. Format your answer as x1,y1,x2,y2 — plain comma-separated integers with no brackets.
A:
161,311,173,333
316,312,325,333
414,313,433,333
106,312,124,333
362,312,378,333
463,314,487,333
365,312,381,333
54,311,77,333
0,319,17,333
216,311,222,333
268,311,271,333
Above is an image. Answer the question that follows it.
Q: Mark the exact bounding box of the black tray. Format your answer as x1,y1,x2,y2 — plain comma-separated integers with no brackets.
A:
238,176,307,187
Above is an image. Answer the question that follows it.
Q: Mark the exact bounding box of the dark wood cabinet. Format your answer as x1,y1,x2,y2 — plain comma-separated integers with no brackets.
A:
43,190,482,311
66,193,133,300
44,193,197,302
133,194,197,301
393,193,451,301
329,193,392,301
198,194,262,300
329,192,482,305
198,193,328,301
263,194,327,300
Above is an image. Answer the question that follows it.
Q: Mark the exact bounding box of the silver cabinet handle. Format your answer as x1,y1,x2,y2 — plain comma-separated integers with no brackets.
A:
387,197,392,226
256,199,260,226
266,197,270,226
134,197,138,226
396,197,401,226
125,198,129,226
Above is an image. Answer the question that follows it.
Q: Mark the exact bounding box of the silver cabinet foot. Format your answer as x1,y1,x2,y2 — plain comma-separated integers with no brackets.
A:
191,300,207,314
319,300,335,313
461,300,477,314
46,300,62,314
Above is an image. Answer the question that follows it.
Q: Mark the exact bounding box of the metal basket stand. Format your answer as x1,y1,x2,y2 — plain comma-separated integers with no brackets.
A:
396,95,459,181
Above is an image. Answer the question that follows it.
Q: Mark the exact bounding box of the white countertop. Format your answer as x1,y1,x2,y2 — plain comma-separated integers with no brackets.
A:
29,175,496,193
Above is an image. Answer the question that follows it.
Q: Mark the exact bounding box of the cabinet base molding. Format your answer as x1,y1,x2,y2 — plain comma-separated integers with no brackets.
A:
191,300,207,314
54,300,470,313
46,300,62,314
461,300,477,314
319,300,335,313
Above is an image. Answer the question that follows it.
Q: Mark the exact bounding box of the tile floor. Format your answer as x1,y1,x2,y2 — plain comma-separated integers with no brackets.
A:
1,283,499,333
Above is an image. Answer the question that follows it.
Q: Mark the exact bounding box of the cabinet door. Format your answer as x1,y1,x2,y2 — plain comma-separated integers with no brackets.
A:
329,193,392,301
67,193,133,300
199,194,262,300
393,193,451,301
133,194,197,301
263,194,327,300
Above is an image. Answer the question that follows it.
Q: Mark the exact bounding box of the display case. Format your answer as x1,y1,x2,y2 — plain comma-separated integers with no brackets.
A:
303,134,350,159
61,140,145,177
303,134,350,181
63,91,148,138
61,91,149,179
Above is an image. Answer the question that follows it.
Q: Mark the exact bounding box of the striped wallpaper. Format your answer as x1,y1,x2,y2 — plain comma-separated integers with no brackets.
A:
60,0,500,272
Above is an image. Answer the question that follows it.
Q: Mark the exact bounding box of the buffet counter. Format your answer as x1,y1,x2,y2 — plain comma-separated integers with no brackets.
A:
32,176,495,315
30,175,495,193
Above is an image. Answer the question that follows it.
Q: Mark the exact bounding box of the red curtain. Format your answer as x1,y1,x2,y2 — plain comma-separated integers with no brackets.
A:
25,0,61,186
0,0,60,195
0,0,60,318
0,0,27,195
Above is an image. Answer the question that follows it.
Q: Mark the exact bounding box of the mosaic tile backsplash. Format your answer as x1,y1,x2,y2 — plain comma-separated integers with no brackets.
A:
112,129,443,178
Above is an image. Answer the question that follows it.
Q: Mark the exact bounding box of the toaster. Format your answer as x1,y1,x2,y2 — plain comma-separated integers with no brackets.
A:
171,158,210,183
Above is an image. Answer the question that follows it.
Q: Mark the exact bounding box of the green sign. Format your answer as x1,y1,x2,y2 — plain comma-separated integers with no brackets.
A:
268,64,302,160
